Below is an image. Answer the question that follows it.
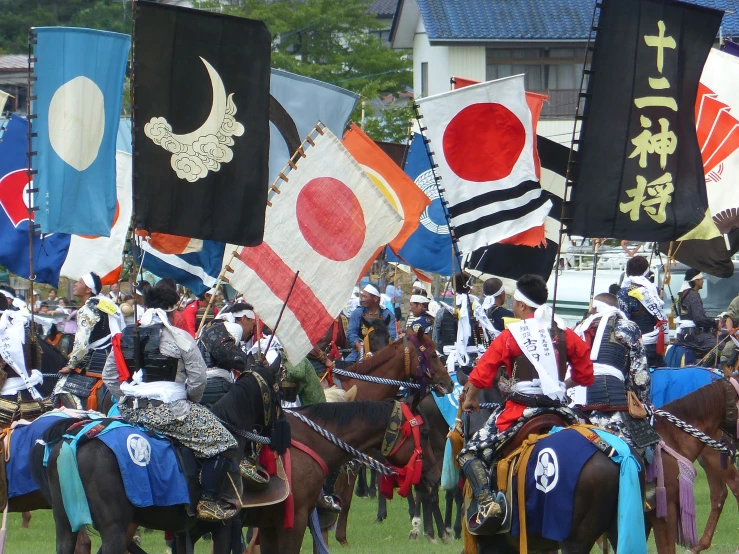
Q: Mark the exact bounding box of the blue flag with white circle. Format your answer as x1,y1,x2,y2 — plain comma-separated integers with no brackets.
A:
32,27,130,237
390,133,453,276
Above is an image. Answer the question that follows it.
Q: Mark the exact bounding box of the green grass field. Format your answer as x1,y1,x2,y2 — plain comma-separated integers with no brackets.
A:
4,467,739,553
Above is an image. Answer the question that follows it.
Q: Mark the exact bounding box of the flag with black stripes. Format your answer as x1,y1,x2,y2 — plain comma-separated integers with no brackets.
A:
416,75,551,254
467,136,566,280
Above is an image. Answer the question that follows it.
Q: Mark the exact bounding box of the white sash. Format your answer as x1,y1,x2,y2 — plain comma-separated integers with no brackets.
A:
575,308,626,360
508,319,564,400
0,311,42,399
623,277,667,345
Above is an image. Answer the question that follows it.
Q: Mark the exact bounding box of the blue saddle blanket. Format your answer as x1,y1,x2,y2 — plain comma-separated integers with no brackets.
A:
649,367,719,408
8,412,73,498
94,424,190,508
511,429,598,540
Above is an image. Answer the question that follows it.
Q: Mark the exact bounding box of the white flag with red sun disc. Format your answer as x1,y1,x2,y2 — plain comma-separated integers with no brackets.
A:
228,128,403,364
417,75,550,254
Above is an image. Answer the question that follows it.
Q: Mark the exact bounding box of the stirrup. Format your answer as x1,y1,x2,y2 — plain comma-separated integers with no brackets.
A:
468,492,506,536
240,457,270,492
196,499,239,521
317,494,342,513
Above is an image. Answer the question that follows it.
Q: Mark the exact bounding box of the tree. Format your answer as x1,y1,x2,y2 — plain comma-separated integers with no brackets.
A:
197,0,412,142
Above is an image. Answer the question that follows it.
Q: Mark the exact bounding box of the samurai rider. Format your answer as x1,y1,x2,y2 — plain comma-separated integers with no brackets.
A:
102,282,240,521
482,277,513,336
458,274,594,534
197,302,256,408
406,294,435,335
346,284,397,363
572,293,659,450
0,294,51,425
677,269,717,365
56,272,125,409
617,256,668,368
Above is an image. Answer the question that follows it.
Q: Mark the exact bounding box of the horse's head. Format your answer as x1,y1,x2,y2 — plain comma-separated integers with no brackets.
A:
361,316,392,354
408,328,453,396
383,399,443,496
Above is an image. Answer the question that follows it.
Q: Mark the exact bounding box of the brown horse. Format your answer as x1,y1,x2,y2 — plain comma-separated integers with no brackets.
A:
332,329,452,546
172,400,443,554
648,379,739,554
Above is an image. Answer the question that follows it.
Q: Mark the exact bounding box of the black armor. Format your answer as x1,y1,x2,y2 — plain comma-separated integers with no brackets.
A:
585,317,630,408
630,302,657,337
198,322,248,371
120,324,179,383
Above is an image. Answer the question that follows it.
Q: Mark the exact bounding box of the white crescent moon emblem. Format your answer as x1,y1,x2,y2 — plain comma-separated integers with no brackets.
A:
169,57,227,145
143,57,245,183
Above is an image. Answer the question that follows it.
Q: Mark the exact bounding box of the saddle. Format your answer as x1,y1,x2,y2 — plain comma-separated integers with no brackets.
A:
499,414,567,459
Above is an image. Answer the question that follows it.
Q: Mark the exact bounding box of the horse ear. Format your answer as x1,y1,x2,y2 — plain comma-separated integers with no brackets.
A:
416,326,425,341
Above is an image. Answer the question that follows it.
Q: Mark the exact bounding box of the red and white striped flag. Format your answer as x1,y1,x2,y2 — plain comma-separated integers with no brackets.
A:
228,127,403,363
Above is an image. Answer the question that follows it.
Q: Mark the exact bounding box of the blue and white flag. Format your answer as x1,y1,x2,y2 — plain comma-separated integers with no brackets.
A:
393,133,453,276
32,27,130,237
141,238,226,296
269,69,359,184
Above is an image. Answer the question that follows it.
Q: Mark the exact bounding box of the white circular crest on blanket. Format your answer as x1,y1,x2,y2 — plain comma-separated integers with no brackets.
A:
127,434,152,467
534,448,559,493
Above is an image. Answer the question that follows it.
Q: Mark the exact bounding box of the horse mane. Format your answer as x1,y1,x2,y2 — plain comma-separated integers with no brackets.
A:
348,339,402,373
297,400,394,428
661,379,727,423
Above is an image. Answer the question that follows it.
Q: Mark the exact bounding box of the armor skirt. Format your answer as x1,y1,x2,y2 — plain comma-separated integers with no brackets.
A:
120,400,237,458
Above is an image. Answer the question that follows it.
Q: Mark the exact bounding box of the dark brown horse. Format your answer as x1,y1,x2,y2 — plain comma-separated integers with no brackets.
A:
648,379,739,554
332,329,452,545
171,400,443,554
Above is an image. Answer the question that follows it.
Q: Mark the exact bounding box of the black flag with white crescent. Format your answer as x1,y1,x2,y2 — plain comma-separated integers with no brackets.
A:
133,1,271,245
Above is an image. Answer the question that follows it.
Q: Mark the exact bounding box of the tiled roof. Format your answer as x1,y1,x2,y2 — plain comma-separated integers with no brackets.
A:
369,0,398,17
411,0,739,41
0,55,28,72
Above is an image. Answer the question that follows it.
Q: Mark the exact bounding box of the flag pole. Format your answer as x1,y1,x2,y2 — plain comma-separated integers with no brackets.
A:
551,0,602,324
26,28,39,364
264,270,300,355
194,248,239,339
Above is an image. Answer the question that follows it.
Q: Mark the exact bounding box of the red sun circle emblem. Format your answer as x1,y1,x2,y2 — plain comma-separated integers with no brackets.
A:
442,102,526,182
296,177,366,262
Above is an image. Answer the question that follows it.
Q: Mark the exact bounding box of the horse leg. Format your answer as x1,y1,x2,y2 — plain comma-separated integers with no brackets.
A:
21,511,31,528
692,450,730,554
376,492,387,522
334,471,356,546
75,529,92,554
453,486,464,540
51,498,78,554
368,469,377,499
430,490,451,544
419,491,436,543
355,468,367,498
444,489,453,534
408,492,421,541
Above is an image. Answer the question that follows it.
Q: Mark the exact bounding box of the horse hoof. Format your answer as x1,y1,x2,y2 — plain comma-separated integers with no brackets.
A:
374,518,384,524
441,533,453,545
338,540,349,547
408,531,419,540
425,535,437,545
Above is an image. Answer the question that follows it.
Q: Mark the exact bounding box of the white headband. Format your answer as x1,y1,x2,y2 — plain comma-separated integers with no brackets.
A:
513,288,541,309
487,285,504,299
409,294,429,304
687,272,704,282
81,273,98,294
593,299,613,313
363,284,380,297
216,308,255,322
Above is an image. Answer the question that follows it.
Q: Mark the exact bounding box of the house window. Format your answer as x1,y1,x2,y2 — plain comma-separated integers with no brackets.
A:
421,62,428,98
485,48,585,90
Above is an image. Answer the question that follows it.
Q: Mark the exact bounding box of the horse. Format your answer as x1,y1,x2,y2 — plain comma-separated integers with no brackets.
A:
471,434,642,554
331,329,452,546
39,364,280,554
647,378,739,554
170,399,444,554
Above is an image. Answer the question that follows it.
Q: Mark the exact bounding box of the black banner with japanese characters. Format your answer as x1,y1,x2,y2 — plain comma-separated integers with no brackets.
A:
568,0,723,241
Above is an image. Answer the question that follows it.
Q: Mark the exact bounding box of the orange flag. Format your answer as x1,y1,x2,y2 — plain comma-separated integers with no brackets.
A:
343,123,430,252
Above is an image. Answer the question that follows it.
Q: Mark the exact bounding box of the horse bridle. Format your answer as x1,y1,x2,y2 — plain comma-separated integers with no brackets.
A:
378,401,425,497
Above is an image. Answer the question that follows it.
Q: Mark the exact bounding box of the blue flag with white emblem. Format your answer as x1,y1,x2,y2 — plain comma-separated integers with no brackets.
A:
392,133,453,276
32,27,130,237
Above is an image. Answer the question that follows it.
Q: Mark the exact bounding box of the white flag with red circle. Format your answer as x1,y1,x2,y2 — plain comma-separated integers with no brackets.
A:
228,127,403,364
417,75,550,254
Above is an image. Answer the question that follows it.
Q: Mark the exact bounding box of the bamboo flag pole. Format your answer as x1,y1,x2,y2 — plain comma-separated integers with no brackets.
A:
587,239,602,311
194,248,240,339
